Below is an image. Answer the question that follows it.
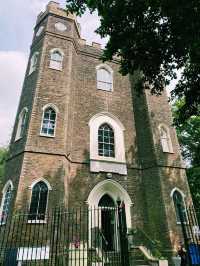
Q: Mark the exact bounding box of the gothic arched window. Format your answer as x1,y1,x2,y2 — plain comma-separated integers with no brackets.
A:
96,64,113,91
29,181,48,221
159,125,173,153
49,49,63,70
172,190,187,223
98,123,115,157
15,107,28,141
29,52,39,75
0,181,13,224
41,106,57,137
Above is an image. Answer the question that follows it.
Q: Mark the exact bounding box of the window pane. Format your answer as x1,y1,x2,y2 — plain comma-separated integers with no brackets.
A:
1,185,12,224
98,123,115,158
41,108,56,136
29,182,48,221
173,191,187,223
97,67,112,91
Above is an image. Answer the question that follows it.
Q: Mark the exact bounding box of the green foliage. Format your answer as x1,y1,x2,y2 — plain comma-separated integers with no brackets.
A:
0,147,8,179
66,0,200,123
186,167,200,210
173,100,200,207
173,100,200,166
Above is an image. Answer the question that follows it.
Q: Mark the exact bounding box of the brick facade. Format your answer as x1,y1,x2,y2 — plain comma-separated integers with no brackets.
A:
1,1,192,261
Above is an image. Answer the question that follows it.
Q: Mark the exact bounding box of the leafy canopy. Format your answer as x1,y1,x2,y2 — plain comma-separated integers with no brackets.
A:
66,0,200,123
173,100,200,207
173,99,200,166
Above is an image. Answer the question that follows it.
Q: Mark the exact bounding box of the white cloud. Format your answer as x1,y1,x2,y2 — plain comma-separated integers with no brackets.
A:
0,51,27,146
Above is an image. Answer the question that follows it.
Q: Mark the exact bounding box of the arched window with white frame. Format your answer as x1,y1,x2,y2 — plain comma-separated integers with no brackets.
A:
49,49,63,70
89,112,127,175
28,181,50,222
29,52,39,75
40,105,58,137
171,188,187,223
0,181,13,224
159,124,173,153
96,64,113,91
15,107,28,141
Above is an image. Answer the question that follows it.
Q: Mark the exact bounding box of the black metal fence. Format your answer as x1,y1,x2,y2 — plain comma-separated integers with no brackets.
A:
178,204,200,266
0,205,129,266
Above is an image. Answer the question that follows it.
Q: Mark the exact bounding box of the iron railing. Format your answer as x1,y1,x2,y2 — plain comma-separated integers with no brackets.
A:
178,204,200,266
0,205,130,266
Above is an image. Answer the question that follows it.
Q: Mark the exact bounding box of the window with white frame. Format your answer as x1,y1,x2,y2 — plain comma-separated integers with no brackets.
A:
28,181,48,222
159,125,173,153
49,49,63,70
29,52,39,75
172,189,187,223
98,123,115,157
15,108,28,141
89,112,127,175
0,181,13,224
96,64,113,91
40,106,57,137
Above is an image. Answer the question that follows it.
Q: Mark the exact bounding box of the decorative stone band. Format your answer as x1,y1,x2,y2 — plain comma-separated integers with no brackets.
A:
90,159,127,175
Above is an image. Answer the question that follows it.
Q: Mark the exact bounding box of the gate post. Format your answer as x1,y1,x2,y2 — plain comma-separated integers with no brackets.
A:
118,200,130,266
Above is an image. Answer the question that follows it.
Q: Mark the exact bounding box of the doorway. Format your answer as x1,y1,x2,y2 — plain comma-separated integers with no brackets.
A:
98,194,117,251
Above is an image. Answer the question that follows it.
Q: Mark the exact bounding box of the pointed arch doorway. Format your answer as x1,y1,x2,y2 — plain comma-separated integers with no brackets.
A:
87,180,133,251
98,194,116,251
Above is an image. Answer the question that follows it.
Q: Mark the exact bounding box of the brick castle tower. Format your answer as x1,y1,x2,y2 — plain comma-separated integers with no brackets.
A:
0,1,192,262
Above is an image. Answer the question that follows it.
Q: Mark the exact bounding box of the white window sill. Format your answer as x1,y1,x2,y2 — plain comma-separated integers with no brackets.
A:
14,136,22,142
90,159,127,175
49,66,62,71
163,151,174,154
39,133,55,138
97,87,113,92
27,220,46,224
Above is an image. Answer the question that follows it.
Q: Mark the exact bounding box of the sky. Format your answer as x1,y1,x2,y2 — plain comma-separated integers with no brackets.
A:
0,0,108,146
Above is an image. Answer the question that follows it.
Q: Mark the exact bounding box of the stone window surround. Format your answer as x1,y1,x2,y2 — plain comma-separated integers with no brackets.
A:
89,112,127,175
0,180,14,225
29,51,39,75
15,107,28,142
87,179,133,229
27,178,52,224
170,187,187,224
40,103,59,138
49,48,64,71
158,123,174,153
96,63,113,92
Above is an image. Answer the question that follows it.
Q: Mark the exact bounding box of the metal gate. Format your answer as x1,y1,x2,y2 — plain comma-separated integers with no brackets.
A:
0,204,129,266
178,204,200,266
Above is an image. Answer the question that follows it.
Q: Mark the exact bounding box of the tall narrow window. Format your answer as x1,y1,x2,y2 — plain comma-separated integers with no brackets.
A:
98,123,115,157
29,181,48,221
41,107,56,137
0,183,13,224
49,49,63,70
159,125,173,153
96,65,113,91
173,190,187,223
15,108,28,141
29,52,39,75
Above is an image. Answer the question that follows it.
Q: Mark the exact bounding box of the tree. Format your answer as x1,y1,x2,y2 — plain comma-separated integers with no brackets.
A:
173,100,200,166
66,0,200,124
0,147,8,179
173,100,200,208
